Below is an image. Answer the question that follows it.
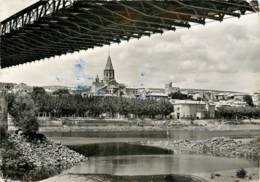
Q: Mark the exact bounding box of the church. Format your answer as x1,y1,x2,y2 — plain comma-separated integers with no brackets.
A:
91,55,126,96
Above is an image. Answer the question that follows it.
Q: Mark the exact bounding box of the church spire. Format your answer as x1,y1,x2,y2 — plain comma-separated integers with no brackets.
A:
104,54,115,82
105,54,114,70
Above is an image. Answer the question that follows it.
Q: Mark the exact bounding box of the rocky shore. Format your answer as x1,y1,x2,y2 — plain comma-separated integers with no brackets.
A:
1,133,87,181
142,137,260,159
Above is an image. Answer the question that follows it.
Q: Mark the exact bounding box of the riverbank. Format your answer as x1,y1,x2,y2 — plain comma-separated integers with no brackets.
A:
7,118,260,141
8,118,260,133
142,137,260,159
141,137,259,181
39,124,260,133
38,119,260,139
1,133,87,181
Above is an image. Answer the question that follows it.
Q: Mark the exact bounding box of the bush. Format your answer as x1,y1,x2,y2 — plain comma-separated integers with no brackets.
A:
165,175,176,182
7,93,39,134
236,168,247,178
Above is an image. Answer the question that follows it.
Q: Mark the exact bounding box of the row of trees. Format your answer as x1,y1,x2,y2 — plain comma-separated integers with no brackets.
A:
5,88,173,133
31,87,173,119
217,106,260,120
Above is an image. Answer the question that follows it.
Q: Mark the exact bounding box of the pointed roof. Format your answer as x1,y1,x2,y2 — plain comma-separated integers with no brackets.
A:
105,55,114,70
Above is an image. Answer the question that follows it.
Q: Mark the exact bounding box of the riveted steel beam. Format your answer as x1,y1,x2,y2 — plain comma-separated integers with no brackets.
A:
1,0,258,68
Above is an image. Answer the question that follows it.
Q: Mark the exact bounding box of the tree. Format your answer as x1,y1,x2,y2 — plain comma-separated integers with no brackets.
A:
53,88,70,96
159,100,174,118
31,87,46,99
236,168,247,178
169,91,193,100
7,93,39,134
28,93,175,119
217,105,260,120
31,87,48,114
243,95,254,107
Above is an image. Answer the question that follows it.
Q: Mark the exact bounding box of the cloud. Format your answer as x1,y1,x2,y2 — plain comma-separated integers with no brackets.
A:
169,75,187,83
0,1,259,93
194,77,209,83
179,60,196,72
0,0,38,21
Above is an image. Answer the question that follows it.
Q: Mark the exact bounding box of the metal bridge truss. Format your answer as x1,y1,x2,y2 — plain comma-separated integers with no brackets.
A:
0,0,259,68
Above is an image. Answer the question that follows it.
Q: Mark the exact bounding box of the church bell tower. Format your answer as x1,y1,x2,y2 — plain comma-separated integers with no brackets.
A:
104,55,115,83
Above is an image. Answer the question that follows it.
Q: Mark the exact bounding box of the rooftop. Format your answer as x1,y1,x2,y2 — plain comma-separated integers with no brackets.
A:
104,55,114,70
170,99,207,105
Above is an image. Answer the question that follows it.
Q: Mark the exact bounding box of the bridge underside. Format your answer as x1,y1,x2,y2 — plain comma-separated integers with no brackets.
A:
0,0,258,68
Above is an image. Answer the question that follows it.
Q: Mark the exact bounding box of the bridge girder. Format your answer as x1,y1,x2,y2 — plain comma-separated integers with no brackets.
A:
0,0,258,68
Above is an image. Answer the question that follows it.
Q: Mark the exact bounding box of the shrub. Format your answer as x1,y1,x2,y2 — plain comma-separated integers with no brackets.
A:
165,175,176,182
7,93,39,134
236,168,247,178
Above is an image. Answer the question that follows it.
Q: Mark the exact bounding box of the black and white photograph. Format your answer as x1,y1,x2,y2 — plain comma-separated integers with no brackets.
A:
0,0,260,182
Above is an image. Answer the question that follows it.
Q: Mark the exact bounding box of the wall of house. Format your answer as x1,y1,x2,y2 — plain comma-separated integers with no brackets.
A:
253,93,260,107
206,104,215,119
173,104,206,119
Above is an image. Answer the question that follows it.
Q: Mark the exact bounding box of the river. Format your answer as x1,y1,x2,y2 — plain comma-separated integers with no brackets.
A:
55,140,258,182
45,128,260,139
68,154,257,176
48,128,260,146
45,129,259,182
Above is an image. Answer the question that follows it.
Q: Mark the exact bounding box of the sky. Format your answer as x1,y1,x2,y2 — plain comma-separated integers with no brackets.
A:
0,0,260,93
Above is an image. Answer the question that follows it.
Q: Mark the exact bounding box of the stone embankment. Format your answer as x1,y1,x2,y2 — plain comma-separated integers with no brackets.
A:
1,133,87,181
142,137,260,159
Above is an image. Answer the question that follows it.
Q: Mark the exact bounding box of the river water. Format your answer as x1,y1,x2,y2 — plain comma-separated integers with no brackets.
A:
45,129,260,139
46,129,260,181
49,128,260,146
68,154,257,176
63,141,259,182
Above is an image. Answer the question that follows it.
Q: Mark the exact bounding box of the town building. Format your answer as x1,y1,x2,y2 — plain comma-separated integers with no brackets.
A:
144,88,168,101
206,103,216,118
91,55,126,96
43,85,73,93
0,82,16,92
146,92,168,101
124,88,139,98
14,83,33,93
228,93,247,102
170,99,215,119
214,100,248,108
165,82,180,95
180,88,247,102
252,92,260,107
133,88,168,101
0,82,33,93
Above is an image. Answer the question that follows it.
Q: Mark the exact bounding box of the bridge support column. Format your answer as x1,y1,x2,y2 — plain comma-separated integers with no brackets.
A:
0,94,8,138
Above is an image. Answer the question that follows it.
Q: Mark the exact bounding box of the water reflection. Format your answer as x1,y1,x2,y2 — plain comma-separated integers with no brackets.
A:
68,154,257,176
69,143,172,156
